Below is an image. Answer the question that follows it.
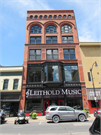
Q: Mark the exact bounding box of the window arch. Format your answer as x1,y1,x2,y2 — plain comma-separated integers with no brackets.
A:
30,25,41,33
61,25,72,33
46,25,57,33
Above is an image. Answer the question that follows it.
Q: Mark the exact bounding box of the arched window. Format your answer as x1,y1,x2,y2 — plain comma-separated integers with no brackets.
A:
61,25,72,33
46,25,57,33
30,25,41,33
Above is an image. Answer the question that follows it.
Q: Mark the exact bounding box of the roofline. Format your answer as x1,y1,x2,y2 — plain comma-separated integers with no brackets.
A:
27,10,74,13
79,42,101,46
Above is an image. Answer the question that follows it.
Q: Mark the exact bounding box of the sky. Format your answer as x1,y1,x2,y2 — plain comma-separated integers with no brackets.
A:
0,0,101,66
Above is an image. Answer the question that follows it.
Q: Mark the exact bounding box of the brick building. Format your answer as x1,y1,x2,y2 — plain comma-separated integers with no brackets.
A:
20,10,88,115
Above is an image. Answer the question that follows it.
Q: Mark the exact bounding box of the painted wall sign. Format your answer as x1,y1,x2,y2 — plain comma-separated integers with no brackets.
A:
26,88,82,98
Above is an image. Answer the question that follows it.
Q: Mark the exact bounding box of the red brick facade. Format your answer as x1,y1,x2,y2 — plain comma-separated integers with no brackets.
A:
20,10,88,113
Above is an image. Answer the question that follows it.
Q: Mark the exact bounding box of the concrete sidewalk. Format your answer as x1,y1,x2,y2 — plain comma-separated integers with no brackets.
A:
5,114,95,123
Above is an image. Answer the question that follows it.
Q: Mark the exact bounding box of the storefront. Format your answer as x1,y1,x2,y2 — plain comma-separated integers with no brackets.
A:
25,86,83,115
87,88,101,114
1,93,20,117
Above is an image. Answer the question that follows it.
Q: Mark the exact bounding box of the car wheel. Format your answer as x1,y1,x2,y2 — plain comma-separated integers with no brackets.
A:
78,114,85,122
52,115,60,123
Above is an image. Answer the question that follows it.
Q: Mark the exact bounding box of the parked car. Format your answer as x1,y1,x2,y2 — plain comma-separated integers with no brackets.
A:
0,109,6,123
94,109,101,117
89,115,101,135
14,110,29,124
45,106,87,123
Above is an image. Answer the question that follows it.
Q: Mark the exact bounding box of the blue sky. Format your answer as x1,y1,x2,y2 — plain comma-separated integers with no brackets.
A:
0,0,101,66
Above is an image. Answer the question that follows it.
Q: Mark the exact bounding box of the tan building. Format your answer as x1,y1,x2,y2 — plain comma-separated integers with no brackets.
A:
0,66,23,117
80,42,101,113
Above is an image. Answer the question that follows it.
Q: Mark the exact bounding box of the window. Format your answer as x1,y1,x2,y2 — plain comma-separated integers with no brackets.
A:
44,15,47,19
30,15,33,19
40,15,42,19
88,72,91,81
50,107,57,111
63,49,75,60
48,65,59,81
49,15,52,18
66,107,74,111
63,15,66,18
47,49,58,60
29,50,41,60
58,107,67,111
46,25,57,33
68,15,71,18
30,37,41,44
54,15,57,18
91,101,99,108
28,66,41,82
58,15,61,18
3,80,9,90
46,36,57,44
64,65,79,82
44,64,62,82
35,15,38,19
13,79,19,89
61,25,72,33
30,25,41,33
62,36,73,43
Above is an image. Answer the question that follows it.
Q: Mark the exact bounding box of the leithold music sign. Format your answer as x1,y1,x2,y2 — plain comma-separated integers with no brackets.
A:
26,88,82,98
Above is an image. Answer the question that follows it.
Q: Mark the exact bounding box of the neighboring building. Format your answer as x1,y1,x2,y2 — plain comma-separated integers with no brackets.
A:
20,10,88,116
80,42,101,113
0,66,23,117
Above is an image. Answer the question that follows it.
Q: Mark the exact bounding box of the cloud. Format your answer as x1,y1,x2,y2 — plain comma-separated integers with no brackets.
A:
2,0,53,18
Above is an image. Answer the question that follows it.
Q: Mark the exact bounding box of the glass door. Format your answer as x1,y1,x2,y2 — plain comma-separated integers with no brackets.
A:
43,100,49,115
58,100,64,106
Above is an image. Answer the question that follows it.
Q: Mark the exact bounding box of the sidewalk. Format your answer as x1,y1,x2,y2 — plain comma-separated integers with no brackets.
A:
5,114,95,123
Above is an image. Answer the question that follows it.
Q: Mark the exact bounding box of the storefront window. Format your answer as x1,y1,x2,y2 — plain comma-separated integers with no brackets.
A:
91,101,99,108
48,65,59,81
64,65,79,82
28,66,41,82
25,99,41,112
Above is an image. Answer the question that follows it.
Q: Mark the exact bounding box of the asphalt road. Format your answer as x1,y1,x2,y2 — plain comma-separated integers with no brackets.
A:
0,119,93,135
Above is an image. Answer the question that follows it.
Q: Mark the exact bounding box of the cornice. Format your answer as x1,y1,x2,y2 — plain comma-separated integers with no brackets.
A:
79,42,101,47
27,10,74,14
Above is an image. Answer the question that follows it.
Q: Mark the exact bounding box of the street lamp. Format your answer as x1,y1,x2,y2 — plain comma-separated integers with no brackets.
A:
90,61,98,110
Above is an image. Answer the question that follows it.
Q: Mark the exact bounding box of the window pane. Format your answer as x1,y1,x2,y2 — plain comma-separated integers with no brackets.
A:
53,50,57,54
36,50,41,55
47,50,52,54
30,50,35,55
36,56,41,60
29,56,35,60
64,54,69,59
70,54,75,59
48,66,59,81
47,55,52,60
53,55,58,60
64,49,69,54
30,25,41,33
13,79,18,89
3,80,8,90
28,66,41,82
65,70,72,81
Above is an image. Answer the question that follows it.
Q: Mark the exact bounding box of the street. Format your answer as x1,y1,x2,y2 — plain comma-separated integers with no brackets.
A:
0,119,93,135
